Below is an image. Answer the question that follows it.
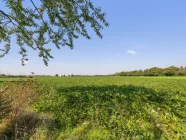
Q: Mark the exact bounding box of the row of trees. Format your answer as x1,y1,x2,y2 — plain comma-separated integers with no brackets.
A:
57,74,110,77
0,74,53,78
115,66,186,76
0,74,26,78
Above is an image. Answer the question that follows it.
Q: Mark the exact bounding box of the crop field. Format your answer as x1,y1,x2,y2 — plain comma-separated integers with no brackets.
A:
0,77,186,139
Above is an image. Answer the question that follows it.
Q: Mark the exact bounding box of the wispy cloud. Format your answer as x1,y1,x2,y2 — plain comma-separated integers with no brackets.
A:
127,50,137,55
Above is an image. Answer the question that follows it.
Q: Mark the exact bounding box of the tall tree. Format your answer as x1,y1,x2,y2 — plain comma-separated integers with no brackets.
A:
0,0,109,65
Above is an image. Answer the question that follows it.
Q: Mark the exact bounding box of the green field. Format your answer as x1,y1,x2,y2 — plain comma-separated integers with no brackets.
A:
0,77,186,139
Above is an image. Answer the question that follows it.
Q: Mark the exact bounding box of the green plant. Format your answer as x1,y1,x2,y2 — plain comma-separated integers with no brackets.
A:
0,76,186,139
33,77,186,139
0,0,109,65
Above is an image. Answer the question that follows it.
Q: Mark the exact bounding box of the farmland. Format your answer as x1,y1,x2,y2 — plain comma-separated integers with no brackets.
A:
0,77,186,139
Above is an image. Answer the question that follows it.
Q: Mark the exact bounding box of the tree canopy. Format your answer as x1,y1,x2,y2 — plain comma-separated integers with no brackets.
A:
115,66,186,76
0,0,109,65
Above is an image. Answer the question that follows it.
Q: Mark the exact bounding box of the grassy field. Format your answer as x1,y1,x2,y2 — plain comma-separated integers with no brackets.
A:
0,77,186,139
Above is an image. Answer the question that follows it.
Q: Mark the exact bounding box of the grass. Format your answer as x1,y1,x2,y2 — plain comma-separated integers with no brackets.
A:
0,76,186,139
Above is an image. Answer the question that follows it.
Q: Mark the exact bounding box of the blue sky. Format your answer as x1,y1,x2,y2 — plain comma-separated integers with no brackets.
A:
1,0,186,75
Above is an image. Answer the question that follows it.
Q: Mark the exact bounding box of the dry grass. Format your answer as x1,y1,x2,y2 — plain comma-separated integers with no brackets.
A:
0,78,44,139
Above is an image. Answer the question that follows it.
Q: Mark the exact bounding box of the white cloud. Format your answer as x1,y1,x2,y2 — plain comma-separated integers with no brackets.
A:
127,50,137,55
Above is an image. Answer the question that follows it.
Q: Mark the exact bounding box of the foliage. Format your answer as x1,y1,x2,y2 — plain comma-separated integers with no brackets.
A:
116,66,186,76
0,77,186,139
32,77,186,139
0,0,109,65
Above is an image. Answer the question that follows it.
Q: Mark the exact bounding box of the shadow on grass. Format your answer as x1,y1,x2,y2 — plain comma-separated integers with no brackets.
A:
46,84,185,139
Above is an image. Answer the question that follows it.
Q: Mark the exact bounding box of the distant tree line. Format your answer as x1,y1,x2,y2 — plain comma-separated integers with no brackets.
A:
0,74,110,78
2,66,186,78
59,74,110,77
0,74,26,78
115,66,186,76
0,74,52,78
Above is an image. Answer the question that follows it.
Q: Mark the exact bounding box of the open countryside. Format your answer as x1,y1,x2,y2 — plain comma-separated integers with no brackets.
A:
0,76,186,139
1,0,186,139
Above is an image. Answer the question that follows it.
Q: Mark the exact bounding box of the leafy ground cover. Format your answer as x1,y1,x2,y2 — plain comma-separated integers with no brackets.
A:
0,77,186,139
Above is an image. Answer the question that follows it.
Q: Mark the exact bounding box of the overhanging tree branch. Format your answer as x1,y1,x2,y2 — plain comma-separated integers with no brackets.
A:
0,0,109,65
